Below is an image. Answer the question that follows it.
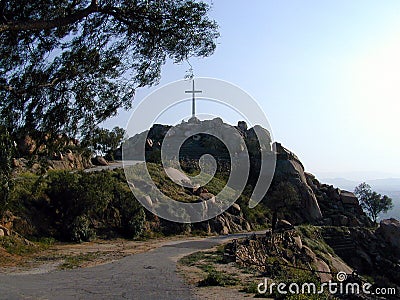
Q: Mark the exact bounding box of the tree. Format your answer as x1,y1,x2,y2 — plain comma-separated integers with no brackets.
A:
0,124,13,217
354,182,393,224
83,126,125,159
0,0,219,141
265,181,300,232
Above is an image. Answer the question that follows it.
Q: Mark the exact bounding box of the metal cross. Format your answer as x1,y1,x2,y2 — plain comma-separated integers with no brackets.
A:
185,79,202,118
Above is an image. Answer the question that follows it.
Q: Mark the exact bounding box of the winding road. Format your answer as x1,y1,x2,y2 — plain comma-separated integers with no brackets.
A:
0,233,255,300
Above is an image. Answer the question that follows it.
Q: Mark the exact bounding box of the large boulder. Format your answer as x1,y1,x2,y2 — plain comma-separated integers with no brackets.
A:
245,125,273,155
315,258,332,282
204,210,250,235
17,135,37,155
237,121,248,132
376,218,400,252
274,144,323,223
92,155,108,166
327,253,353,274
0,226,10,236
276,219,294,231
340,190,359,205
66,150,75,162
164,167,191,185
228,203,241,215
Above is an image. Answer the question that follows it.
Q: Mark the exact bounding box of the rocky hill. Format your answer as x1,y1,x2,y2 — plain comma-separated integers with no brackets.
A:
4,118,377,238
123,117,373,232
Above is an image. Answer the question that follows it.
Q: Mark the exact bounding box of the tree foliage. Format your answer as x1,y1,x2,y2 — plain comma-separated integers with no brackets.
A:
354,182,393,224
43,170,145,241
0,125,13,216
0,0,219,140
83,126,125,158
265,181,300,212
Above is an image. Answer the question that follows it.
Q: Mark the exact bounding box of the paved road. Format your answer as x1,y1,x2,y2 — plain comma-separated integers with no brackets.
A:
0,233,256,300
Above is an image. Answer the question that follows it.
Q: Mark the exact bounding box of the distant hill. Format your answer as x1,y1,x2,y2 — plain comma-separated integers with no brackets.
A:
379,191,400,221
369,178,400,192
321,177,358,191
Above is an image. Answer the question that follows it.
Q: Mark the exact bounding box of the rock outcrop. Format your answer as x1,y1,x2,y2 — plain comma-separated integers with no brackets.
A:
306,174,371,227
12,151,92,174
123,119,373,227
226,229,353,283
123,118,251,161
92,155,108,166
376,218,400,253
16,134,80,156
323,225,400,286
273,143,323,222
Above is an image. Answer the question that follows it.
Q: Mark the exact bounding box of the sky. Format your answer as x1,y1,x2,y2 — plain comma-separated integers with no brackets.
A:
103,0,400,181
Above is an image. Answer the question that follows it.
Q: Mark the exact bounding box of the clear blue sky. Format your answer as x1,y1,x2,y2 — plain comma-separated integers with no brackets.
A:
103,0,400,180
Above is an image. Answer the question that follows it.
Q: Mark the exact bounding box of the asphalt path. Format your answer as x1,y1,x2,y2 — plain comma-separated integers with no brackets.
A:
0,232,258,300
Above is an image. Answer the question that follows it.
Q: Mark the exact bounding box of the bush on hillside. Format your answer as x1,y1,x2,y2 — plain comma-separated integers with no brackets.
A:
8,169,146,242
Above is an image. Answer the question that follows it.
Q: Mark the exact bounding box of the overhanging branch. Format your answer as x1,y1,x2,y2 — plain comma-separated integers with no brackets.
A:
0,0,99,33
0,77,61,95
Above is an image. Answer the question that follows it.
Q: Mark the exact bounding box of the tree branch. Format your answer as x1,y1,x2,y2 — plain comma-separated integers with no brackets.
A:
0,0,99,33
0,77,60,95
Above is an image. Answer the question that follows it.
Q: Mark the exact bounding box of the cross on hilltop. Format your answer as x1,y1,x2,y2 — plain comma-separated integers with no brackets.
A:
185,79,202,118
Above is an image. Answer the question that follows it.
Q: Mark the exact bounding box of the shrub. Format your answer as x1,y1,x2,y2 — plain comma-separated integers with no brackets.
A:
198,269,239,287
0,235,38,255
7,169,146,242
269,269,328,300
241,281,259,294
112,179,146,238
69,215,95,243
179,251,209,266
125,208,145,238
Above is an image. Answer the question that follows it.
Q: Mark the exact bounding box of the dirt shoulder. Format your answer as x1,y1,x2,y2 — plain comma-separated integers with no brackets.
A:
0,234,205,275
177,246,264,300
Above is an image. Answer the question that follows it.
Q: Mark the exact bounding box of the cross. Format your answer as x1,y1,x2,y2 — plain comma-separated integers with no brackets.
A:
185,79,202,118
